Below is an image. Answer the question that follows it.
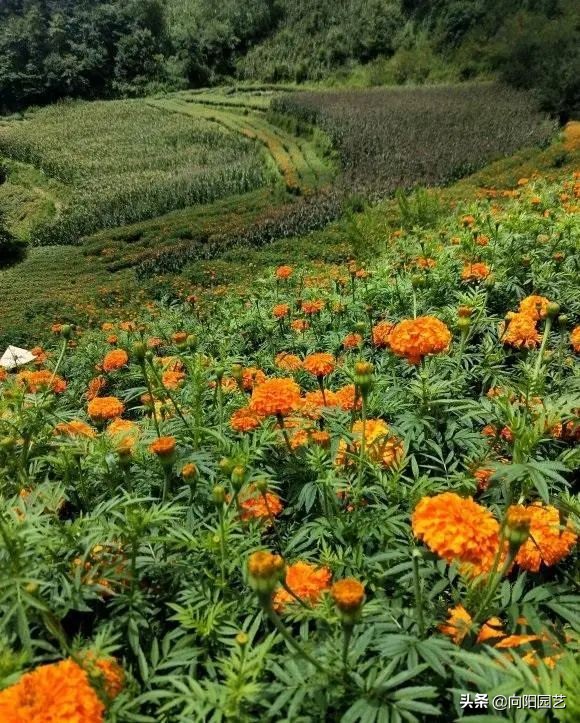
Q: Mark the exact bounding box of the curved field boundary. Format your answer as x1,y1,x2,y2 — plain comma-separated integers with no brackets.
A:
147,98,334,195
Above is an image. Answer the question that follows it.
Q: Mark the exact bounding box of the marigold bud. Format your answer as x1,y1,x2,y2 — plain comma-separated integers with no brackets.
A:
505,506,532,553
248,550,285,595
132,342,146,362
354,361,373,396
231,465,246,490
557,314,568,328
547,302,560,319
219,457,235,475
331,578,365,624
61,324,73,340
457,317,471,333
354,321,367,335
231,364,243,380
236,632,249,647
212,485,226,505
186,334,197,350
182,462,198,480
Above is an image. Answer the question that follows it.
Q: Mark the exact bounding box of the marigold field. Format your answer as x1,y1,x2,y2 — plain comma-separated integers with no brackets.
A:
0,131,579,721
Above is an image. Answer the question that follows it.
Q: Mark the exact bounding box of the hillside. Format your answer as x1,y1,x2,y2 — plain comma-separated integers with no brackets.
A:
0,128,578,720
1,1,578,118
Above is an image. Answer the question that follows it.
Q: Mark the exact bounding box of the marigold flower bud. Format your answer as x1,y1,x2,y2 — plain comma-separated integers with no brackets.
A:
248,550,285,595
132,342,146,362
354,321,367,334
505,506,532,553
547,302,560,319
219,457,235,475
331,578,365,624
236,632,249,647
182,462,198,480
231,465,246,490
457,317,471,333
212,485,226,505
557,314,568,328
231,363,243,380
186,334,197,350
354,361,373,396
61,324,73,340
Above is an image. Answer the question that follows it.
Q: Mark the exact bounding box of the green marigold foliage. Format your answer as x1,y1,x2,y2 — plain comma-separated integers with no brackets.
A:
0,165,578,720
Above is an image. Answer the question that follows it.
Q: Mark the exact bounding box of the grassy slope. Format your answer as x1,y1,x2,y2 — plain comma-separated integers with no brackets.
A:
2,123,576,349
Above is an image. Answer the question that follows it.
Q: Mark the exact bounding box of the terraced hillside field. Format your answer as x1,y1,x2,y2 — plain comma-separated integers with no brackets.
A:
0,99,275,245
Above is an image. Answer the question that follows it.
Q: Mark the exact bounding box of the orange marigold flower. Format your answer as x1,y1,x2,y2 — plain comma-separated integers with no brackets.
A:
518,295,551,321
569,325,580,352
147,336,163,349
182,462,198,480
477,617,505,644
230,406,263,433
162,369,186,389
248,550,285,582
0,658,105,722
88,396,124,422
343,333,363,350
31,346,47,365
303,352,335,377
86,375,106,400
461,262,491,282
331,578,365,613
273,561,332,611
241,367,267,391
372,320,395,348
17,369,67,394
0,368,6,383
273,303,290,319
106,419,139,453
249,378,301,418
301,389,339,419
462,215,476,227
275,265,293,280
474,467,493,491
475,234,489,246
106,335,118,345
101,322,115,331
53,420,96,439
514,504,577,572
275,352,302,372
238,485,283,524
290,319,309,333
172,331,188,344
119,321,136,332
416,256,436,269
388,316,452,365
336,419,402,468
439,604,473,644
149,436,176,457
102,349,128,373
335,384,361,411
412,492,502,577
301,299,325,315
503,313,541,349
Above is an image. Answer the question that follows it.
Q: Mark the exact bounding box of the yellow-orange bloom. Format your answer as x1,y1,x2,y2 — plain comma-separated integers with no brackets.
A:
514,504,577,572
87,396,124,422
335,384,361,411
102,349,128,373
106,418,139,453
439,604,473,644
412,492,502,577
388,316,452,365
570,325,580,353
0,658,105,722
336,419,402,468
162,369,186,389
342,333,362,349
372,320,395,348
241,367,267,391
273,561,332,611
519,295,551,321
503,313,541,349
273,303,290,319
303,353,335,377
230,406,263,433
461,262,491,282
86,376,106,400
290,319,309,333
249,378,301,418
331,578,365,613
248,550,285,581
301,299,325,315
149,436,176,457
275,265,293,280
275,352,302,372
53,420,96,439
238,485,283,524
17,370,67,394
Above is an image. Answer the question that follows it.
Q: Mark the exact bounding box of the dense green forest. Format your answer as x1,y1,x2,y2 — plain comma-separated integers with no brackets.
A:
1,0,579,118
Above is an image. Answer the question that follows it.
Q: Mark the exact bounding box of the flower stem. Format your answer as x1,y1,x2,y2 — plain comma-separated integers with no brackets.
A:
412,550,425,636
264,603,328,675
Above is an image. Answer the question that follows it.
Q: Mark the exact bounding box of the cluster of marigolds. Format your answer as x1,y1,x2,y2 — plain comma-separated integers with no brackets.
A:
0,172,578,718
